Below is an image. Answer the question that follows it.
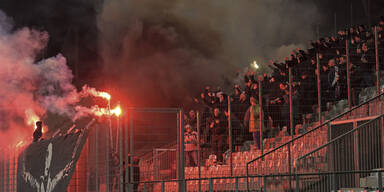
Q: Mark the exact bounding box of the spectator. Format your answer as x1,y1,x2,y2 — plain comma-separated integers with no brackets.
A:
185,110,197,130
209,108,228,163
184,124,198,167
360,42,375,88
328,59,341,102
190,17,384,159
33,121,43,142
215,92,228,112
244,97,262,150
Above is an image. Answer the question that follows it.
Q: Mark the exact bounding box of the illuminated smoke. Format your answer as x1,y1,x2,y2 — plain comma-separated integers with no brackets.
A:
0,10,115,149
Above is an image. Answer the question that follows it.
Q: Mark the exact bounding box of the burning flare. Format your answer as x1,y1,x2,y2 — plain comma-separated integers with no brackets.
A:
81,85,111,100
251,60,259,70
25,109,40,129
73,104,122,121
111,105,122,117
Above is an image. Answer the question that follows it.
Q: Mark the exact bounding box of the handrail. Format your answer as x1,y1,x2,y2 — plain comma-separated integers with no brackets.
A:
297,114,383,161
247,91,384,165
136,169,384,184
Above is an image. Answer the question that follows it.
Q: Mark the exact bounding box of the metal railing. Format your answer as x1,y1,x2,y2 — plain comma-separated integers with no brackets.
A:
296,114,384,189
134,169,384,192
246,90,384,190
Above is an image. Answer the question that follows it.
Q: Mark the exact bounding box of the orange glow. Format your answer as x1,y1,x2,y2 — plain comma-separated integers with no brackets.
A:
25,109,39,129
25,109,47,133
75,104,122,119
111,105,122,117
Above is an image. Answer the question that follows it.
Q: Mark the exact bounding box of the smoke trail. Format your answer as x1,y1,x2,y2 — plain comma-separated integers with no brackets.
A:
98,0,322,107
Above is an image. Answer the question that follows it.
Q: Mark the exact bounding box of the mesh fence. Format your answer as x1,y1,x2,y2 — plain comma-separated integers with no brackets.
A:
1,22,384,192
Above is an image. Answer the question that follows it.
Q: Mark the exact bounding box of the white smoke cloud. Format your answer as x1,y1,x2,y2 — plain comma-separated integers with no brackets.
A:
0,10,111,148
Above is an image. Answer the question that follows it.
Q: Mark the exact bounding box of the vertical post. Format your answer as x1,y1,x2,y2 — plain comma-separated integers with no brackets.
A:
346,38,352,109
375,26,380,95
105,113,111,192
119,106,123,192
108,101,113,150
197,111,201,192
227,95,233,176
86,139,89,192
116,104,120,152
263,176,267,192
246,164,249,191
209,178,213,192
258,77,264,156
317,53,322,125
161,181,165,192
288,66,293,191
95,124,99,192
125,112,129,192
179,110,185,192
379,171,383,192
105,100,113,192
177,112,180,181
295,174,300,192
0,156,3,192
6,155,8,192
235,177,239,192
289,67,294,137
129,111,134,190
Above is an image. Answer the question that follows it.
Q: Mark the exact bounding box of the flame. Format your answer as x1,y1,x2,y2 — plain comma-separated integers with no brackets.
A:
111,105,122,117
25,109,39,129
251,60,259,69
98,92,111,100
82,85,111,100
74,104,122,120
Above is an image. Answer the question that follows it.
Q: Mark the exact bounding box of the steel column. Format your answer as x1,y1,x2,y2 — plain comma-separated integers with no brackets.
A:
119,109,123,192
178,110,185,192
197,111,201,192
228,96,233,176
346,38,352,109
258,77,264,156
288,66,293,191
375,26,380,95
129,112,134,189
317,53,322,125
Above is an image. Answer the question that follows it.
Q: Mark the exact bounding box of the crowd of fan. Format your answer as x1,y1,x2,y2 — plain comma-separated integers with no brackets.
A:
183,17,384,166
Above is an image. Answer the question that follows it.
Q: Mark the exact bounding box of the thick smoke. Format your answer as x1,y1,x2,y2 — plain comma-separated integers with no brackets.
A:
0,11,106,149
98,0,321,107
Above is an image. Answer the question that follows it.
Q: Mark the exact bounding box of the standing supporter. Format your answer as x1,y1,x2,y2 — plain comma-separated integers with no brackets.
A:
244,97,262,150
185,110,197,130
360,42,375,88
184,124,198,167
328,59,340,102
209,108,228,163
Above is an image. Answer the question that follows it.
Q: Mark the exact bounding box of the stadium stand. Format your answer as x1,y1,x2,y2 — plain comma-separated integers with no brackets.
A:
136,17,384,191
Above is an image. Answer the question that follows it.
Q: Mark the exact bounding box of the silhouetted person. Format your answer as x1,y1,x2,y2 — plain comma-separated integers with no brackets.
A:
33,121,43,142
